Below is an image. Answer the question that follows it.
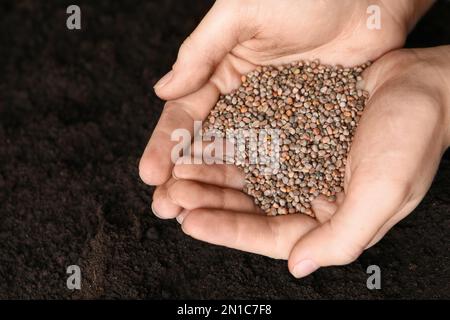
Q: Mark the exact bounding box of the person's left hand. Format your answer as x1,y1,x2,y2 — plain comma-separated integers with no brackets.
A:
152,46,450,278
140,0,434,187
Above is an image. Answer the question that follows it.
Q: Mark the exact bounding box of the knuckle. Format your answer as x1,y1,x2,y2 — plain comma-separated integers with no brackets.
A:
168,180,200,209
152,187,164,203
167,180,187,202
223,165,234,187
162,101,180,114
181,208,206,232
178,35,215,68
172,163,186,178
175,163,198,179
267,217,286,259
177,36,196,62
218,187,227,209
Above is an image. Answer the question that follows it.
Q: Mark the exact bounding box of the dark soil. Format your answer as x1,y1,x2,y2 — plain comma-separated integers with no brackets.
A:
0,0,449,299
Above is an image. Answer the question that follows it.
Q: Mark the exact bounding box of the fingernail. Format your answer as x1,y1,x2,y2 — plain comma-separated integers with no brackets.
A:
151,202,163,219
154,70,174,89
172,167,179,180
176,210,188,224
292,260,319,278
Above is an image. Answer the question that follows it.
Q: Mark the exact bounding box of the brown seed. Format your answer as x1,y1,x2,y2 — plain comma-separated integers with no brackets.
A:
324,103,334,111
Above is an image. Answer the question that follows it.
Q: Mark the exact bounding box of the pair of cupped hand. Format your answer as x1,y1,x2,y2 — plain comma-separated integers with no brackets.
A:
139,0,450,278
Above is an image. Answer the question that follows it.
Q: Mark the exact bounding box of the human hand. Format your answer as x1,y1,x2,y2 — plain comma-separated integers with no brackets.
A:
157,46,450,277
139,0,434,186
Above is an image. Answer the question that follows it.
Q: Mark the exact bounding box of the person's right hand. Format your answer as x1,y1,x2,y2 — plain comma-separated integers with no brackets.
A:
140,0,434,192
162,46,450,277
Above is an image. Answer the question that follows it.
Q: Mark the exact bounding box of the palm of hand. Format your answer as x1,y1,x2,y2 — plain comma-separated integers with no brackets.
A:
150,49,448,276
140,0,406,186
229,0,403,67
139,0,446,277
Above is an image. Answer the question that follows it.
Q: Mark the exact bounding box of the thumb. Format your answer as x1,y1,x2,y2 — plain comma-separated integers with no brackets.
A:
288,175,408,278
154,0,251,100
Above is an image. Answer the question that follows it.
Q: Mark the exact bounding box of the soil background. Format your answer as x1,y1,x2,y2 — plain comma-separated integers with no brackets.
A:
0,0,449,299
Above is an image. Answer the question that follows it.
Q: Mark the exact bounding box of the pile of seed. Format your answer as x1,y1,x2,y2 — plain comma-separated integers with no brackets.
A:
202,60,370,216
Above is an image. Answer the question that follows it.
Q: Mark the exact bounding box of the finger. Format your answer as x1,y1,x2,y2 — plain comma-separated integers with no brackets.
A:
173,163,245,190
141,52,256,186
153,0,253,100
151,178,182,219
180,136,236,166
139,82,219,186
168,180,259,214
171,125,247,190
180,209,319,259
288,173,409,278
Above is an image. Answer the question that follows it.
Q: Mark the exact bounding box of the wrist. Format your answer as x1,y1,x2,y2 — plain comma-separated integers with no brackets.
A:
425,46,450,150
401,47,450,150
380,0,435,33
434,48,450,149
426,46,450,150
443,79,450,151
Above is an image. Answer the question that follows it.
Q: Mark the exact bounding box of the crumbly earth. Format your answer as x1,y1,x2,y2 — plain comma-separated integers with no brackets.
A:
0,0,449,299
203,61,369,216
